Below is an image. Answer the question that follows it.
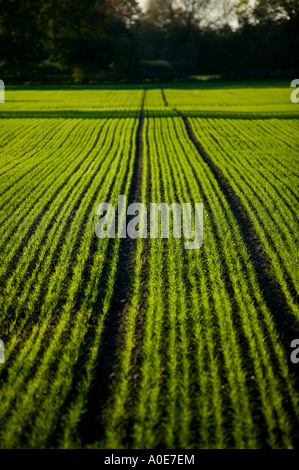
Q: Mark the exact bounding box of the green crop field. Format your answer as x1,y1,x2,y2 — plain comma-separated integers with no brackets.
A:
0,82,298,449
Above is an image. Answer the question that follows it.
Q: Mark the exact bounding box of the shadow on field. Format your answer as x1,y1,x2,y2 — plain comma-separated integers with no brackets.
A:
1,110,298,120
76,93,146,446
46,91,147,448
6,81,291,92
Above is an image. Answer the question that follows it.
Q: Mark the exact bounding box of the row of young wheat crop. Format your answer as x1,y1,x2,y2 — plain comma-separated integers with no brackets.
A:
144,89,166,108
98,111,299,449
187,117,299,321
0,111,140,447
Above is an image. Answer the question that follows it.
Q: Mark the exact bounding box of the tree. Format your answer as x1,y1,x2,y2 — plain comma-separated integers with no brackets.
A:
108,0,142,79
0,0,45,80
41,1,115,76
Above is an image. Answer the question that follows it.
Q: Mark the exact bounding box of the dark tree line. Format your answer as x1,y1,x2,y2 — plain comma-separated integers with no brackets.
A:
0,0,298,83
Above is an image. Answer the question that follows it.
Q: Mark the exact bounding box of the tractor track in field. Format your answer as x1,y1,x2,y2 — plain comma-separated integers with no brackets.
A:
121,111,156,448
175,109,299,360
78,90,148,445
174,110,299,443
209,125,298,294
208,120,299,221
161,89,168,107
170,117,262,446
